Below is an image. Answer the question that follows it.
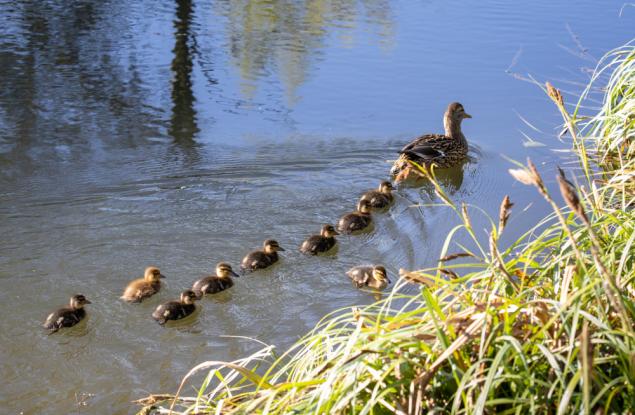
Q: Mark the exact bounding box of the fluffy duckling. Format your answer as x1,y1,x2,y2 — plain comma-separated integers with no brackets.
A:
192,262,240,297
43,294,91,333
347,265,391,290
152,290,198,325
300,224,339,255
337,199,373,234
391,102,472,181
241,239,285,272
121,266,166,303
360,181,394,209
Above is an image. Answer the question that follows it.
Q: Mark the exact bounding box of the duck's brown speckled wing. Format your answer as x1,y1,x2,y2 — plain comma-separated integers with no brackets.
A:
400,134,452,161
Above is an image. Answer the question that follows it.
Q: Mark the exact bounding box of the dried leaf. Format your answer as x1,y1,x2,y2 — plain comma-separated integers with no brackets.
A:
509,168,535,185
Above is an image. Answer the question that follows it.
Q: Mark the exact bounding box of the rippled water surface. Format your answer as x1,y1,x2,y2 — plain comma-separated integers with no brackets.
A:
0,1,632,413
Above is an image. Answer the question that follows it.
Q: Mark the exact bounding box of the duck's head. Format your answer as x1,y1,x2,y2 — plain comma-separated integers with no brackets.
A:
373,266,391,284
357,199,372,214
445,102,472,123
144,266,166,282
216,262,239,278
320,224,340,237
379,180,393,194
180,290,198,305
264,239,285,254
70,294,91,309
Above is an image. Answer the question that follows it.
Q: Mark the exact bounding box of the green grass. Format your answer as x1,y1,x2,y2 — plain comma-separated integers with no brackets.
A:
136,42,635,415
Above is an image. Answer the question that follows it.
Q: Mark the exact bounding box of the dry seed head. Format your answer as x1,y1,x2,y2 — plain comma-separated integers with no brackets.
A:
498,195,513,234
461,203,472,229
439,252,473,262
528,159,548,197
557,167,588,223
546,82,564,106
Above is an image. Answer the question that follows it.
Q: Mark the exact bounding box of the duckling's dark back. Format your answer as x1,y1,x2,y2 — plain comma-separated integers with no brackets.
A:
192,276,234,295
300,235,336,255
43,307,86,332
241,250,278,271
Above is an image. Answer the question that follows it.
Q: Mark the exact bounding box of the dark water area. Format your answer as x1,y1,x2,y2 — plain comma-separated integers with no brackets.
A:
0,0,632,413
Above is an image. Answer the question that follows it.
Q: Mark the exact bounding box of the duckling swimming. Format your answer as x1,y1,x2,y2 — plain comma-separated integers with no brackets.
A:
43,294,91,333
360,181,394,209
192,262,239,297
241,239,285,272
391,102,472,181
337,199,373,234
121,266,165,303
152,290,198,325
347,265,391,290
300,224,339,255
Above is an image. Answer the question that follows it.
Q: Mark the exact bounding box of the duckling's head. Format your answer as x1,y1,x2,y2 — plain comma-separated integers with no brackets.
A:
264,239,285,254
144,266,165,282
357,199,372,214
379,180,393,194
180,290,198,305
372,266,391,284
446,102,472,123
70,294,91,309
216,262,239,278
320,224,340,237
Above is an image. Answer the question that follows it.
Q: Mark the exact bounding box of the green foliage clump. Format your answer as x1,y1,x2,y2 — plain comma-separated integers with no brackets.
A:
138,42,635,415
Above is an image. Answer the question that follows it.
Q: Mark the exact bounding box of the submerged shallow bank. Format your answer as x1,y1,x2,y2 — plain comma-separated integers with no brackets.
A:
138,42,635,414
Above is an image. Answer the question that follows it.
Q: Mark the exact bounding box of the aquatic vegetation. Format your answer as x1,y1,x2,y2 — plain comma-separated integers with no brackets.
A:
137,43,635,414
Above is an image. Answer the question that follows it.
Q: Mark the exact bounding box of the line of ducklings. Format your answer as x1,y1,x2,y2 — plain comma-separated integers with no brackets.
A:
44,102,473,332
43,180,395,332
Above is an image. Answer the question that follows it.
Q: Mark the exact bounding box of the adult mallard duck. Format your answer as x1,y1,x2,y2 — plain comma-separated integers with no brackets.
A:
391,102,471,180
300,224,339,255
43,294,92,333
360,181,394,209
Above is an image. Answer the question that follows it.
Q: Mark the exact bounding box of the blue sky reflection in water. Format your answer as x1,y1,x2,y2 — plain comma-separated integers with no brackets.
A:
0,1,633,413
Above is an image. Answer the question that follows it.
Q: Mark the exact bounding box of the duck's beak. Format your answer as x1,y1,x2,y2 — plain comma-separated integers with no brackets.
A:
463,113,472,119
332,230,340,236
277,247,286,251
230,270,240,278
159,274,166,279
84,299,92,304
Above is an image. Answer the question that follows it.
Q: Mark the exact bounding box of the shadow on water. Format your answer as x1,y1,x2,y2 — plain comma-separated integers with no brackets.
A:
169,0,202,165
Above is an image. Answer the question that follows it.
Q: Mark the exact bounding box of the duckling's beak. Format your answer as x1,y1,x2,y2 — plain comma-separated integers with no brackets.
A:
333,230,340,236
463,113,472,119
84,299,92,304
230,270,240,278
159,274,166,279
277,247,286,251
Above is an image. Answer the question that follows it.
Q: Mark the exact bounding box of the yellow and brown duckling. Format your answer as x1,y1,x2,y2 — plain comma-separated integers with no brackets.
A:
300,224,339,255
391,102,472,181
337,199,373,234
360,181,394,209
347,265,391,290
121,266,166,303
43,294,92,333
241,239,285,272
192,262,240,297
152,290,199,325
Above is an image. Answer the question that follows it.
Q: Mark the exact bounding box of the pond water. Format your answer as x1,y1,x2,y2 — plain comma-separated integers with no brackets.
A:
0,1,632,413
